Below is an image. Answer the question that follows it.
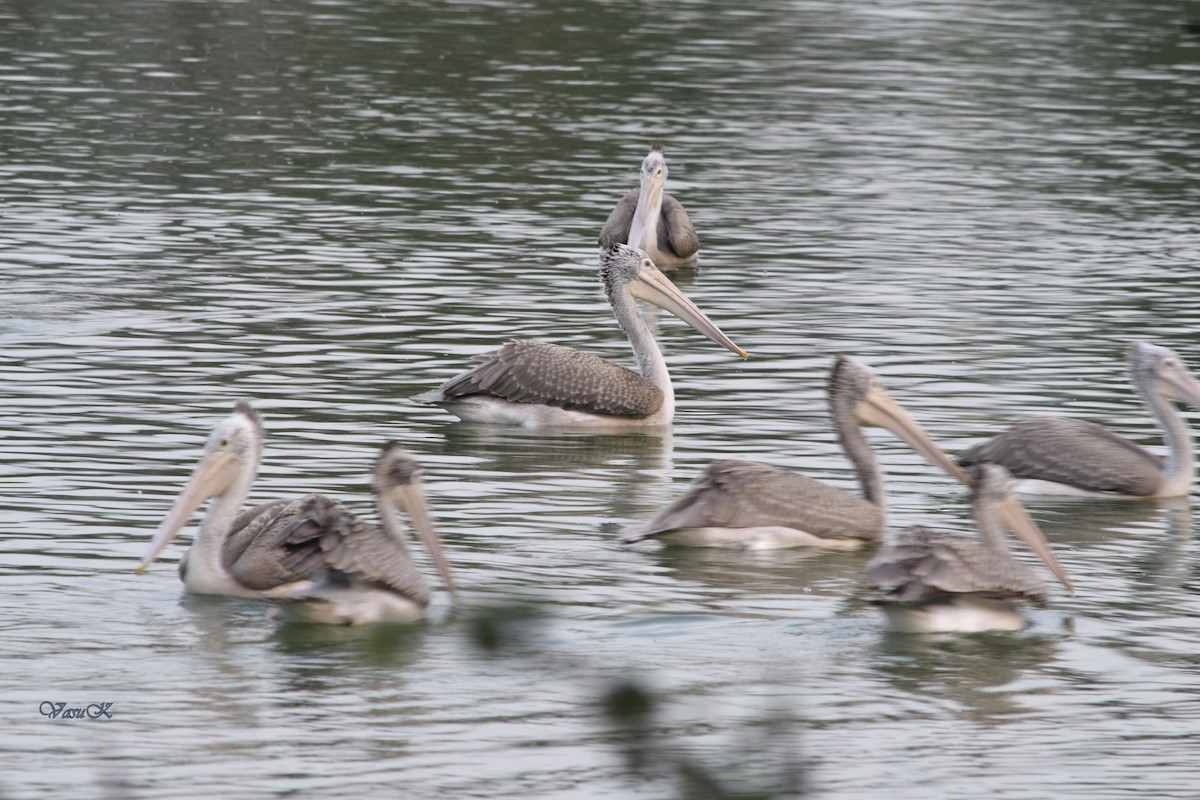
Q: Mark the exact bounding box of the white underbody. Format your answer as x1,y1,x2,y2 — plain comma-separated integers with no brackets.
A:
272,586,425,626
1015,478,1151,499
627,525,871,550
443,396,670,429
880,597,1029,633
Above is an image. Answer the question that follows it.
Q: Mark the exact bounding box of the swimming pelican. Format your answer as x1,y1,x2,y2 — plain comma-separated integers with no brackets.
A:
621,355,968,548
957,342,1200,498
413,243,746,428
136,402,455,624
866,463,1076,633
599,145,699,269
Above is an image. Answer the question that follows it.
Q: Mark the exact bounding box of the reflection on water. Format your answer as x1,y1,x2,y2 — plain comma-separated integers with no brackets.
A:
871,632,1063,723
4,0,1200,797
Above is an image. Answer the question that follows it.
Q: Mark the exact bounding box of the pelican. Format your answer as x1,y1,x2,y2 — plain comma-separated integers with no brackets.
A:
866,463,1076,633
412,243,746,428
957,342,1200,498
598,145,699,269
136,402,456,624
621,356,968,549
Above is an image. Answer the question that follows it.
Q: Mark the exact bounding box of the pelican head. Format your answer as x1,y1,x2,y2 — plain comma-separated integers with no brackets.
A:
136,401,264,574
639,145,668,196
967,462,1075,595
627,144,669,252
374,442,457,598
600,243,746,359
829,355,969,484
1130,342,1200,408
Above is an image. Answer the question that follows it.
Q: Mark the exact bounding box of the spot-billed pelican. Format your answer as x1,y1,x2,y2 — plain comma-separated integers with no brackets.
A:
136,402,455,624
413,243,746,428
867,463,1076,633
599,145,699,269
957,342,1200,498
621,356,968,548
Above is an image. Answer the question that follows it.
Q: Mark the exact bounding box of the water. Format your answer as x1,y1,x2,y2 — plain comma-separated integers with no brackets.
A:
3,0,1200,797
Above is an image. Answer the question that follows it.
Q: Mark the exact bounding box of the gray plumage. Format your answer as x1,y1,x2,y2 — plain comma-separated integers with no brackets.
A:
411,243,744,427
866,524,1048,606
212,498,308,590
271,493,433,607
139,400,454,620
599,188,700,264
956,417,1163,496
867,463,1071,615
190,492,431,606
955,342,1200,498
626,459,882,543
621,355,967,547
414,340,664,418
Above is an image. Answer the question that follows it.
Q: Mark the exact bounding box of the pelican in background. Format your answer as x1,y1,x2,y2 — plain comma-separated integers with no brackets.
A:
136,402,456,624
621,356,968,549
413,243,746,428
866,463,1076,633
957,342,1200,498
599,144,699,269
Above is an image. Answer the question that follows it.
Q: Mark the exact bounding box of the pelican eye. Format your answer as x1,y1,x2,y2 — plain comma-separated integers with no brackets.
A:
219,437,229,448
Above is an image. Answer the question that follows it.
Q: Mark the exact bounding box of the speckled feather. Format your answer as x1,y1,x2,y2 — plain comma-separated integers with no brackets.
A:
867,525,1048,605
598,189,699,260
630,459,883,541
218,498,311,590
956,417,1163,495
416,340,664,418
270,493,432,606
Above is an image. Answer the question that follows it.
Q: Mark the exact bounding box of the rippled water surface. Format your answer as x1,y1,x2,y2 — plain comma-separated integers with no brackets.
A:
4,1,1200,797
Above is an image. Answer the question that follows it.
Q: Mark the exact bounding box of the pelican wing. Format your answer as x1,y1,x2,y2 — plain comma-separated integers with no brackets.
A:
598,189,638,248
270,494,432,605
956,417,1163,495
867,526,1048,605
415,340,664,418
599,190,698,260
222,499,312,590
660,195,699,260
628,460,882,542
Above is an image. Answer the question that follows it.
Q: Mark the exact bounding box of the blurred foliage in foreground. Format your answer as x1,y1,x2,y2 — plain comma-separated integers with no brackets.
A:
464,600,808,800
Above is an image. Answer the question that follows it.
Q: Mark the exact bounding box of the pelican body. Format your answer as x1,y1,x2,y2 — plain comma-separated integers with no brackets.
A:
413,243,745,429
136,402,456,624
867,463,1076,633
957,342,1200,498
599,145,699,269
621,356,968,549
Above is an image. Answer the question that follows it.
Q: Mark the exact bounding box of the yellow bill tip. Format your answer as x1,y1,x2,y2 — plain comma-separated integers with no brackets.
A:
134,564,147,576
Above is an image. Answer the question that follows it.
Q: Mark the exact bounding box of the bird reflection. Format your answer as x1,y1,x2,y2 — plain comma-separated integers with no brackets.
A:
434,425,674,527
271,621,427,676
869,632,1062,724
436,424,673,475
642,546,872,602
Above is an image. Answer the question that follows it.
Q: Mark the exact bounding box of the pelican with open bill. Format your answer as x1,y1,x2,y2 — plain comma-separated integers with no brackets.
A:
621,356,969,549
599,144,699,269
413,243,746,428
136,402,456,624
957,342,1200,498
867,463,1076,633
